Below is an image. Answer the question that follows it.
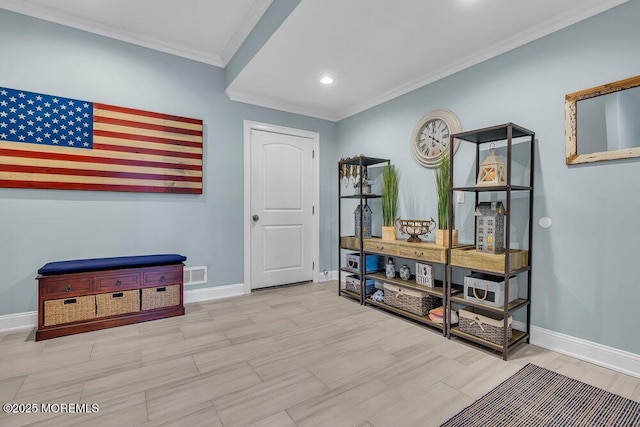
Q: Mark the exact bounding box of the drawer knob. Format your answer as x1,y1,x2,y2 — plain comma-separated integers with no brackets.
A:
415,251,423,256
65,284,72,292
160,275,166,282
115,280,122,286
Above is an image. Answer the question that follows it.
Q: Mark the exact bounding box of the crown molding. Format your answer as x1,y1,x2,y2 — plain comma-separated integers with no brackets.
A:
0,0,225,66
332,0,629,121
221,0,273,66
226,88,338,122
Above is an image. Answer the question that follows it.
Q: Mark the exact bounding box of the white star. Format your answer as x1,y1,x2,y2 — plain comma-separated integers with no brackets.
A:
27,110,34,115
36,116,42,122
60,105,67,110
27,131,34,136
52,98,58,103
0,111,6,117
68,140,73,145
0,133,6,139
60,124,67,130
69,130,74,135
44,133,50,138
44,112,50,118
18,114,25,120
76,107,81,112
83,113,89,118
68,110,74,116
83,132,89,137
9,118,16,124
36,137,42,142
36,95,42,101
76,136,81,141
61,135,66,140
68,100,74,106
44,123,50,128
52,108,58,114
52,129,58,134
83,123,89,128
18,92,25,98
0,122,6,128
18,135,25,140
44,102,50,107
9,96,16,102
60,115,66,120
83,103,89,108
76,117,82,122
9,107,16,113
0,89,7,96
0,101,6,106
27,99,34,105
9,129,16,134
36,106,42,111
18,103,25,109
53,139,59,144
76,127,81,132
27,120,34,126
52,118,59,124
36,126,42,132
68,121,74,126
83,142,89,147
18,124,25,130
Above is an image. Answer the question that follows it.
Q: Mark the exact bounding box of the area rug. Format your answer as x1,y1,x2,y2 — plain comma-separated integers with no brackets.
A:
441,363,640,426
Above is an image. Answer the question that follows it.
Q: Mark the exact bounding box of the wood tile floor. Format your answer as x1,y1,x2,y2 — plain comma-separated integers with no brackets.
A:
1,281,639,426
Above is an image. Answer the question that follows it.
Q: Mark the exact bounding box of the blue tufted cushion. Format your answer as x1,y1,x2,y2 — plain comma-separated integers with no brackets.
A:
38,254,187,275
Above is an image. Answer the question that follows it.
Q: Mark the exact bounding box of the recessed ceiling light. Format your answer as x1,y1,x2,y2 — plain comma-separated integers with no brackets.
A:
320,76,334,85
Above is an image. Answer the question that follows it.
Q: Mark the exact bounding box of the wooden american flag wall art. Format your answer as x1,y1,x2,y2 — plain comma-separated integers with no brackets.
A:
0,86,203,194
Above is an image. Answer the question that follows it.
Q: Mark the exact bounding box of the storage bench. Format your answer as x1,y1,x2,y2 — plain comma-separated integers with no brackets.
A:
36,254,186,341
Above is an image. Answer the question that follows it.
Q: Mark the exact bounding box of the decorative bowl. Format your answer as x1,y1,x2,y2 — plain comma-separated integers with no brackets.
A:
396,218,436,243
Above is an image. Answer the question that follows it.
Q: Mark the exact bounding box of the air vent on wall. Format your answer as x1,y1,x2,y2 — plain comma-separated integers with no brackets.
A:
183,266,208,286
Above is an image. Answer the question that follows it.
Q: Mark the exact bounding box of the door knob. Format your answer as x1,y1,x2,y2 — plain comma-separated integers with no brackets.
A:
252,215,259,222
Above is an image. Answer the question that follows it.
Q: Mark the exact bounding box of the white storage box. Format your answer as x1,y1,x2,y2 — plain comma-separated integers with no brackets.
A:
463,272,518,308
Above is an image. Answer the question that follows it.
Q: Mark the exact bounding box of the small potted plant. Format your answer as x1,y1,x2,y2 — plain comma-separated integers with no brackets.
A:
381,164,399,241
435,154,458,246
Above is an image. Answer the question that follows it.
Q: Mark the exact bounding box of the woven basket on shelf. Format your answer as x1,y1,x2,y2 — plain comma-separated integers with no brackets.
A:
459,308,512,345
141,285,180,311
383,283,441,316
96,290,140,317
43,295,96,326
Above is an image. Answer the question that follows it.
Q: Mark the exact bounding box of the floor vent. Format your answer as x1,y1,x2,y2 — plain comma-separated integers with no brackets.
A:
183,266,208,286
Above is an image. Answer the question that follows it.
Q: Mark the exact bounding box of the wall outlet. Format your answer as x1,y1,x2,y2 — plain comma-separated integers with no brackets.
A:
455,191,465,204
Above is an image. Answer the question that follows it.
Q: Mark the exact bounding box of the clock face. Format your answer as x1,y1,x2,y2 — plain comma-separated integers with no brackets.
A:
418,119,449,159
411,110,461,168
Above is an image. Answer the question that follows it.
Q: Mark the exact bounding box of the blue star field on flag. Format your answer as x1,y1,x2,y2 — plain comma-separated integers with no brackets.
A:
0,87,93,149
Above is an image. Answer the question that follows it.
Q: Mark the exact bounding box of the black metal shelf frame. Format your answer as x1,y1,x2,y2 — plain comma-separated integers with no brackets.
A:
446,123,535,360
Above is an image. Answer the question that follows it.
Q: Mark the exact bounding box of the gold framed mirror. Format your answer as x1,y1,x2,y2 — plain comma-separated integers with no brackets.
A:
565,75,640,165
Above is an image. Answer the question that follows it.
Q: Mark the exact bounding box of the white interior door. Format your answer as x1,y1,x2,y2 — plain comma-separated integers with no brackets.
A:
250,129,314,289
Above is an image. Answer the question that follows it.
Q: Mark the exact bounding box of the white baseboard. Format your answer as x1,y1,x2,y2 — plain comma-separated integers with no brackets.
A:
183,283,244,304
530,325,640,379
0,311,37,333
317,270,338,282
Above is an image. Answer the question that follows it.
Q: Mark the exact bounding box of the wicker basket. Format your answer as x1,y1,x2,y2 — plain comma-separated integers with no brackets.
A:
141,285,180,311
459,308,512,345
345,275,375,296
96,290,140,317
383,283,441,316
44,295,96,326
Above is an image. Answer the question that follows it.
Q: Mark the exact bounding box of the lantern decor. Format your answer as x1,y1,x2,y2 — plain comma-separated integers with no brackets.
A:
354,204,373,238
476,144,506,187
475,201,505,253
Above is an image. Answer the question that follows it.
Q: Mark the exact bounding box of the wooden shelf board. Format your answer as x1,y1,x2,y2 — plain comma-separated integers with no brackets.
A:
340,194,382,199
450,247,529,274
340,289,361,302
449,326,527,352
366,299,443,330
364,273,455,298
450,296,530,313
452,185,532,192
340,157,389,166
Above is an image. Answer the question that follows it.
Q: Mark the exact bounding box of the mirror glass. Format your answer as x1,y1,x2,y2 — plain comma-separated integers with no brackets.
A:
577,86,640,155
565,75,640,165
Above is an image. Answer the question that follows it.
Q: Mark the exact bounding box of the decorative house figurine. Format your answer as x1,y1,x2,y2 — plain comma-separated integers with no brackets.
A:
354,204,373,238
475,201,505,253
476,145,507,187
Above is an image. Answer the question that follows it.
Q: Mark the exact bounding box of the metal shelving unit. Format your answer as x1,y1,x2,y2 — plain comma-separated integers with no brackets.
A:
446,123,535,360
338,156,389,303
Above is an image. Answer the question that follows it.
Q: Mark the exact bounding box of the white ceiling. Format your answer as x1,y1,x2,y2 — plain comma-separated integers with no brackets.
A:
1,0,628,121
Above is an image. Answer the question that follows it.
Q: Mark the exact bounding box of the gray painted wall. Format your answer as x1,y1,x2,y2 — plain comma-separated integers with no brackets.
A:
336,0,640,354
0,9,337,316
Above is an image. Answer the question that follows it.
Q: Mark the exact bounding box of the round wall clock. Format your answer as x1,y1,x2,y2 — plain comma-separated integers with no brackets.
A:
411,109,462,168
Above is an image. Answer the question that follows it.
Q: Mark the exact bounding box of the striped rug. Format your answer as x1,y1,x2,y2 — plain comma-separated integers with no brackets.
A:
441,363,640,426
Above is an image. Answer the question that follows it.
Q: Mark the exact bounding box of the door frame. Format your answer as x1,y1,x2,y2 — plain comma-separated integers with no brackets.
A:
243,120,320,294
